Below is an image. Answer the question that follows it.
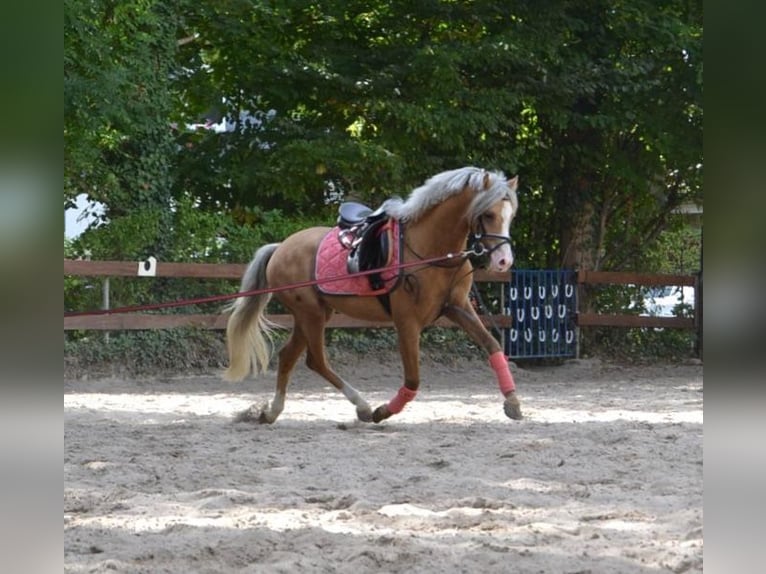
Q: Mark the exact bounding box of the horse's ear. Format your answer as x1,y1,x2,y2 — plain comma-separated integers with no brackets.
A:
507,175,519,192
483,171,491,190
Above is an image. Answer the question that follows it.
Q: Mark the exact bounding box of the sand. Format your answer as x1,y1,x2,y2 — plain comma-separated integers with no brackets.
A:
64,356,703,573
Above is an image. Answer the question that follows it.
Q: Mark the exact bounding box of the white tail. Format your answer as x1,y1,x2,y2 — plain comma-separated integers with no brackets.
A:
223,243,281,381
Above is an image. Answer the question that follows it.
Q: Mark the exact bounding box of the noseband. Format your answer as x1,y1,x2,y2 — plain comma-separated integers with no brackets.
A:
468,231,511,257
468,197,512,258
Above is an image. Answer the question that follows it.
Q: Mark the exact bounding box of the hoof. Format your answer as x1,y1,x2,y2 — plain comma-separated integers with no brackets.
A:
233,405,260,423
503,394,523,420
234,404,274,424
258,410,276,424
372,405,390,424
356,406,374,423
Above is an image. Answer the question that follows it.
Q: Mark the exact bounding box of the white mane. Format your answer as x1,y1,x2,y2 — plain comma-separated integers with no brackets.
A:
384,166,516,223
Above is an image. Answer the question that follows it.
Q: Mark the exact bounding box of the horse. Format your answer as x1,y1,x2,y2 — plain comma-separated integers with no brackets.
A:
223,166,522,423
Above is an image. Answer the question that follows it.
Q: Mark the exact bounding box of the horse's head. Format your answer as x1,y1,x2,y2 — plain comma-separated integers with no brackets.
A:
469,173,519,273
385,167,519,272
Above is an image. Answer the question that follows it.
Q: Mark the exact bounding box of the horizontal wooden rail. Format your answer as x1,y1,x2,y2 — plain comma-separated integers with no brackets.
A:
64,260,699,333
578,270,696,287
64,259,512,331
65,260,694,288
63,259,510,283
64,259,245,279
576,313,694,330
577,270,699,330
64,313,513,331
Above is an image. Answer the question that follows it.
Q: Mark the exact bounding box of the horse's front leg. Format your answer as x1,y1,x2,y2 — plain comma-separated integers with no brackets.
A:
372,320,422,423
443,302,522,420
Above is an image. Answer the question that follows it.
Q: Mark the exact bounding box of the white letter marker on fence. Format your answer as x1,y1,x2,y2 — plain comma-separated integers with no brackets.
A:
137,256,157,277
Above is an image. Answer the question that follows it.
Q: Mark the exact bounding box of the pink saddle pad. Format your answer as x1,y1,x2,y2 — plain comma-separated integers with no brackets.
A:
314,220,401,296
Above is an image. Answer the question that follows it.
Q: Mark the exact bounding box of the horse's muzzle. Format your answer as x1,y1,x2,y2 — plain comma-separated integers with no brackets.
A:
489,244,513,273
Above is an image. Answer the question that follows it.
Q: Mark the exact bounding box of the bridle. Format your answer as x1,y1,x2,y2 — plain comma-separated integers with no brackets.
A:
467,229,512,258
467,197,513,259
404,225,511,269
404,196,513,268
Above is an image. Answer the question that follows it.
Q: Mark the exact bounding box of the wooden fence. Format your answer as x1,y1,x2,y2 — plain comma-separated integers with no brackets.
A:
64,260,700,336
575,270,700,330
63,259,513,331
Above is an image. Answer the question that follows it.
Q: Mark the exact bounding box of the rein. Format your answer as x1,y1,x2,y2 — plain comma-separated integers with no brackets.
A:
404,241,471,268
64,249,477,319
405,229,506,268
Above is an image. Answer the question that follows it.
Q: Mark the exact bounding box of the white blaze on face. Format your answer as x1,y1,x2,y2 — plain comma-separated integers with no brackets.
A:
489,201,514,272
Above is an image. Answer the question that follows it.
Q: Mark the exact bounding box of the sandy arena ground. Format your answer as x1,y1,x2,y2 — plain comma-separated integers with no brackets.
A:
65,356,703,573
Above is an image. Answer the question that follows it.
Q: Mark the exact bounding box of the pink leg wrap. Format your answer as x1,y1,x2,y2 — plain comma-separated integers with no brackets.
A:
489,351,516,395
387,386,418,414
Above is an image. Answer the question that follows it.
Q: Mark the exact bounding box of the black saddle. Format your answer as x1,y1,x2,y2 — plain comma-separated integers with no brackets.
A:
337,202,386,228
336,202,392,290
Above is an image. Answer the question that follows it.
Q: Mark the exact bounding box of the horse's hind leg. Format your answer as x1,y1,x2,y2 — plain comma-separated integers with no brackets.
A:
371,318,422,423
240,328,306,424
299,311,374,423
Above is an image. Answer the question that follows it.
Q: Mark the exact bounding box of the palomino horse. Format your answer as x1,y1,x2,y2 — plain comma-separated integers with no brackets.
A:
224,166,522,423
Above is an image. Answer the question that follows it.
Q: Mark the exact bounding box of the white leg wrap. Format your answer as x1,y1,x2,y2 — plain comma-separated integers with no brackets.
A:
268,392,285,418
342,382,370,410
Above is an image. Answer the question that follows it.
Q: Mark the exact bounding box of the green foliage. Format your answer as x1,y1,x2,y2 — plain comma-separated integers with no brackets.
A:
66,0,702,271
642,218,702,275
580,219,701,359
65,0,703,364
64,238,102,316
64,328,227,377
174,0,534,210
65,0,181,258
64,325,489,378
326,328,399,356
581,326,697,363
65,200,330,321
168,0,702,274
578,278,698,361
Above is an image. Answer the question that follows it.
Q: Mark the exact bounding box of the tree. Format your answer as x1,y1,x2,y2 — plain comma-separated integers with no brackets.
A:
173,0,533,214
66,0,702,276
523,0,703,271
172,0,701,272
65,0,181,259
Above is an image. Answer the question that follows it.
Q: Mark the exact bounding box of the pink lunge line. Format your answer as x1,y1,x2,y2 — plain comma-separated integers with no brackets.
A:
489,351,516,395
387,386,418,414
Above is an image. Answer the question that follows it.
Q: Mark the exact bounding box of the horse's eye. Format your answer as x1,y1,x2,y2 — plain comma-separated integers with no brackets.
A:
482,213,495,222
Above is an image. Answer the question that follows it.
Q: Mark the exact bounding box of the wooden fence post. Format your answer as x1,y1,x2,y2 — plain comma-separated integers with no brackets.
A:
102,277,110,344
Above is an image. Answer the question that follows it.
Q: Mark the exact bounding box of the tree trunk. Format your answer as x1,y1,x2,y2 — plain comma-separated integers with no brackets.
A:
560,198,599,315
561,199,597,272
